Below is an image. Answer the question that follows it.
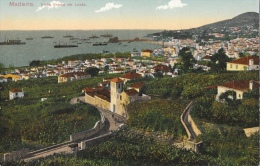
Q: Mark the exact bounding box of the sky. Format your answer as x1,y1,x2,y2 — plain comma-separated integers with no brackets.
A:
0,0,258,30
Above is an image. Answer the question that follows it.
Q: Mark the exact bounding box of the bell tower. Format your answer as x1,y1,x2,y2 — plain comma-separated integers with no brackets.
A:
110,77,124,113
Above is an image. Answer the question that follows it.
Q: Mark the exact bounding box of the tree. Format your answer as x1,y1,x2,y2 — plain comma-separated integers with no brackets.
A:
210,48,230,72
84,67,100,77
177,47,196,73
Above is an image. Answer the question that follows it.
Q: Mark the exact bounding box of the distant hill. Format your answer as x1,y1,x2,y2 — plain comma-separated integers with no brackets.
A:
197,12,259,30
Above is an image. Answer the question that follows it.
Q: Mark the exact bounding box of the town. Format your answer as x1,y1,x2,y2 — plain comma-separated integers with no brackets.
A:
0,12,259,166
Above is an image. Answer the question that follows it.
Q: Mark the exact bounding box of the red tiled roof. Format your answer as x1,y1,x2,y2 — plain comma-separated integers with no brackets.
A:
124,89,139,96
203,55,211,60
228,56,259,65
10,88,23,93
121,72,142,80
59,72,90,77
130,82,145,89
153,64,170,72
111,77,124,83
219,80,259,92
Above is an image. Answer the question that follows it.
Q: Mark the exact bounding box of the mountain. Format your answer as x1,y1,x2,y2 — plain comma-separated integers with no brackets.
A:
197,12,259,30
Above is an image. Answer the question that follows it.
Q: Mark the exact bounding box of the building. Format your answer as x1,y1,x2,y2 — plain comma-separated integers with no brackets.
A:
68,60,79,67
153,64,170,73
85,77,151,117
120,72,142,83
3,74,22,82
9,88,24,100
226,56,259,71
58,72,91,83
141,49,153,57
216,80,259,101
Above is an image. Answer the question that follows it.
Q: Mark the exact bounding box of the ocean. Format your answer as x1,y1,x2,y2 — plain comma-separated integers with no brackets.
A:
0,30,161,67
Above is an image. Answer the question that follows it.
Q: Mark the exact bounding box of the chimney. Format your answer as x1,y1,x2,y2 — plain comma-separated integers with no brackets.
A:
249,80,253,90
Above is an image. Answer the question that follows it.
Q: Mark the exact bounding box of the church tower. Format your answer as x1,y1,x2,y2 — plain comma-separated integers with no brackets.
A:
110,77,124,113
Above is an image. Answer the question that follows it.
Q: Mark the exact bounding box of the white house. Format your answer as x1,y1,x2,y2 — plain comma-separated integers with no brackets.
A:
9,88,24,100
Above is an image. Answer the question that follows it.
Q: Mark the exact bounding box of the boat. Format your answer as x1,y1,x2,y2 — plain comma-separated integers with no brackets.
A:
89,35,99,39
54,44,78,48
93,42,107,46
26,37,33,40
63,35,74,38
41,36,54,39
100,34,113,38
54,41,78,48
0,39,25,45
70,37,79,40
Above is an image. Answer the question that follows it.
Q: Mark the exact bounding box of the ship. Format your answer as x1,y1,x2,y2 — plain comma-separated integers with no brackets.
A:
93,42,108,46
63,35,74,38
100,34,113,38
89,35,99,39
54,43,78,48
41,36,54,39
0,39,25,45
26,37,33,40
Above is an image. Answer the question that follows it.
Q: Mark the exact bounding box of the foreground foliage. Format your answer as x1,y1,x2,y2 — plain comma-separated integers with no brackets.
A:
127,99,189,140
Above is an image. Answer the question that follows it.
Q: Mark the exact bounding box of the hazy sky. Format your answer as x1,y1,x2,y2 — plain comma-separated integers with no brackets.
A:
0,0,258,30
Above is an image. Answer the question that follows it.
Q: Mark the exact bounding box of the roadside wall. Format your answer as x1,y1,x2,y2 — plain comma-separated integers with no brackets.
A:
180,102,193,139
243,127,259,137
70,113,105,141
187,114,201,137
3,149,29,162
80,133,113,150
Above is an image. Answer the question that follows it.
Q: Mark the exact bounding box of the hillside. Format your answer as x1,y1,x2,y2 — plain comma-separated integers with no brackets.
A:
149,12,259,39
197,12,259,30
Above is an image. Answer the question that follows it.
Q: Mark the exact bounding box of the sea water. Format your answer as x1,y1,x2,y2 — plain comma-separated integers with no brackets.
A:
0,30,161,67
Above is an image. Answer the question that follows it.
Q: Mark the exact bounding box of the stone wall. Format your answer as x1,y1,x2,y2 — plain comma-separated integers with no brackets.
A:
243,127,259,137
70,113,105,141
187,114,201,137
79,133,113,150
180,102,193,139
3,148,29,162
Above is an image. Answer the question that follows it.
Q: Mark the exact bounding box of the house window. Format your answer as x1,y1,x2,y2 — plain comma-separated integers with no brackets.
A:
230,64,232,68
238,94,241,99
117,83,120,89
236,65,238,69
120,95,122,100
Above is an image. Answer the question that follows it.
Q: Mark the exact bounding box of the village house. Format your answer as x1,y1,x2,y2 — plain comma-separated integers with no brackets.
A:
0,76,7,82
141,49,153,57
152,64,171,73
215,80,259,101
85,77,151,117
3,74,22,82
120,72,142,83
9,88,24,100
58,72,91,83
226,56,259,71
68,60,80,67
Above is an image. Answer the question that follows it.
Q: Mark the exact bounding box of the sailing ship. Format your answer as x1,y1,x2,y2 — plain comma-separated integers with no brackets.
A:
0,39,25,45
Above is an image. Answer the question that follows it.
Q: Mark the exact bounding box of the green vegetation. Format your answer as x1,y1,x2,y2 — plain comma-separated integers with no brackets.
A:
127,99,189,140
210,48,231,72
196,123,259,165
175,47,196,73
191,88,259,127
0,75,121,153
0,100,100,152
8,128,214,166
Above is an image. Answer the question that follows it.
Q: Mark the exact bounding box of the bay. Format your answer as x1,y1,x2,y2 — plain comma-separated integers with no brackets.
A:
0,30,161,67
